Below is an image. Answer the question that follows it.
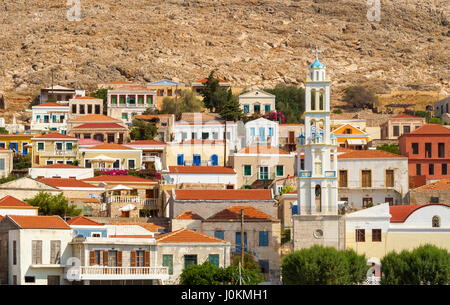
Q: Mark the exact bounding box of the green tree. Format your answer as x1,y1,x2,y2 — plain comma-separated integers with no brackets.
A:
281,245,367,285
129,119,157,140
228,253,264,285
201,70,222,112
430,117,442,124
376,143,400,155
0,174,20,184
343,86,378,109
343,249,368,284
25,192,81,217
13,155,31,169
264,85,305,124
220,90,243,121
89,87,111,115
180,261,231,285
0,127,8,134
160,89,204,119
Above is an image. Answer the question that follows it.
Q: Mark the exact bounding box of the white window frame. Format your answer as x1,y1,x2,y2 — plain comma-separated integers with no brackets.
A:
276,165,284,177
127,158,136,170
259,166,269,180
113,159,121,169
54,142,63,151
91,232,102,238
243,165,252,177
37,142,45,151
46,160,54,165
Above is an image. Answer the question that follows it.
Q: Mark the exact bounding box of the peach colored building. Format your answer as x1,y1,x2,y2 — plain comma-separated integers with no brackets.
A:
380,113,426,140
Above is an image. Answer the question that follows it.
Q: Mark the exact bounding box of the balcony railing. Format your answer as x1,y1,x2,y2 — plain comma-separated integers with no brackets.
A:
65,266,169,281
54,150,77,156
142,155,160,162
106,196,159,209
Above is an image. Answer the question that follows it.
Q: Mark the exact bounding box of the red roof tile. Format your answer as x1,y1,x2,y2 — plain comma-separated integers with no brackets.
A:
414,179,450,191
392,113,421,119
33,132,77,140
69,198,101,203
87,143,136,150
156,228,226,243
66,216,104,226
83,175,157,184
78,139,104,146
404,124,450,135
174,189,272,200
110,222,164,232
8,215,70,229
338,150,406,159
71,114,119,122
168,166,235,174
389,204,450,223
0,195,33,208
237,145,291,155
33,102,67,107
36,164,85,169
175,211,204,220
39,178,99,188
207,206,273,221
71,96,102,100
74,123,126,129
109,235,154,238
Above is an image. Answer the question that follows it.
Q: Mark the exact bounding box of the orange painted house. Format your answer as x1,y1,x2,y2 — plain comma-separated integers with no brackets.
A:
331,124,371,150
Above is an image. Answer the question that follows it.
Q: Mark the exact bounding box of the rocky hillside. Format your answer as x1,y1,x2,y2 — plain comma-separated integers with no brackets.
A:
0,0,448,108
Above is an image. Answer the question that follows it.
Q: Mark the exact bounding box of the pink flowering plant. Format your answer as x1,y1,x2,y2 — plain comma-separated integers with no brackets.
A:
264,111,286,124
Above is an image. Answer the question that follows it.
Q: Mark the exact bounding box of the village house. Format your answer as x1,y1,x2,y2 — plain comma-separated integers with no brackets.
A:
191,78,231,97
28,163,94,180
238,89,276,115
30,102,69,134
135,114,175,143
68,198,103,217
38,85,85,104
0,196,38,217
80,143,142,171
0,177,62,200
337,149,409,208
408,179,450,204
244,117,279,147
230,145,295,189
398,124,450,185
0,134,35,156
124,140,166,171
31,132,78,167
434,96,450,121
107,85,157,125
67,114,129,144
380,113,426,140
69,96,103,120
278,124,303,152
146,79,185,109
163,166,237,189
331,123,371,150
37,178,105,200
0,148,13,178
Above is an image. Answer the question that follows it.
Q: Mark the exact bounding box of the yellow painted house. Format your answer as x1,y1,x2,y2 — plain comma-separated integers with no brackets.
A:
0,134,36,156
31,132,79,167
163,139,227,168
80,143,142,170
331,124,371,149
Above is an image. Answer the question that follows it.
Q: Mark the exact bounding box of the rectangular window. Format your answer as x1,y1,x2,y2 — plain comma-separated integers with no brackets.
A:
136,250,145,267
184,255,197,269
212,132,218,140
361,170,372,187
214,230,224,240
264,104,271,113
276,165,284,176
127,96,136,104
13,240,16,265
24,276,35,283
191,132,197,140
108,250,117,267
429,163,434,175
442,164,448,175
244,104,249,114
385,170,394,187
385,197,394,205
32,240,42,265
250,128,255,136
372,229,382,242
235,232,247,252
416,163,421,176
111,95,117,104
113,160,120,169
258,260,270,276
120,96,126,104
0,159,4,170
84,133,91,139
356,229,365,242
339,170,348,187
208,254,220,268
128,159,136,169
50,240,61,264
403,125,410,134
268,127,273,137
87,105,92,114
66,143,72,150
162,254,173,275
438,143,445,158
259,127,265,139
425,143,432,158
85,160,91,168
177,154,184,166
393,126,399,137
79,105,85,114
259,231,269,247
259,166,268,180
147,96,153,104
412,143,419,155
202,132,209,140
46,160,54,165
55,143,63,150
122,113,128,120
72,104,77,114
37,142,44,151
363,198,373,208
138,95,144,104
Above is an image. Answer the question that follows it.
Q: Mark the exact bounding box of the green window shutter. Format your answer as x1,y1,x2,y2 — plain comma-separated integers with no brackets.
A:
66,143,72,150
120,96,125,104
265,104,271,113
112,96,117,104
147,96,153,104
276,165,284,176
122,113,128,120
184,255,197,269
138,96,144,104
38,143,44,151
208,254,219,268
163,254,173,275
244,165,251,176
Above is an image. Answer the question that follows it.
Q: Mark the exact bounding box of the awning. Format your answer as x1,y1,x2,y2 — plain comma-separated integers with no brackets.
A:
118,204,136,212
346,139,367,145
110,184,133,191
89,155,116,162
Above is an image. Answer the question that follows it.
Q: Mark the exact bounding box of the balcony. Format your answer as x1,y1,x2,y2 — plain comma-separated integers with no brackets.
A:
54,150,77,156
142,155,160,162
106,196,159,209
65,266,169,281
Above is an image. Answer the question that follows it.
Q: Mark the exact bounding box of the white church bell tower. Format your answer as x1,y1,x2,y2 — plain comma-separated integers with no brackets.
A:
297,48,339,215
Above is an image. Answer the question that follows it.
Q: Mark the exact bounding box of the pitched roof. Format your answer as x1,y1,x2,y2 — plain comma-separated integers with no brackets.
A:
127,140,166,145
237,145,291,155
0,195,33,208
7,215,70,229
338,150,406,159
175,211,204,220
33,132,76,140
78,139,104,146
36,164,85,169
110,222,164,232
207,206,273,221
82,175,157,184
174,189,272,200
69,198,101,203
389,204,450,223
71,114,119,122
414,179,450,191
156,228,226,243
39,178,99,188
404,124,450,136
168,166,235,174
392,113,421,119
66,216,104,226
87,143,136,150
71,96,102,100
73,123,125,129
33,102,67,107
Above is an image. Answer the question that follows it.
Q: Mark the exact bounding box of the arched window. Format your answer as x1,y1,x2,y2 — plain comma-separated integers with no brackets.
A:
432,216,440,228
315,185,322,213
311,90,316,110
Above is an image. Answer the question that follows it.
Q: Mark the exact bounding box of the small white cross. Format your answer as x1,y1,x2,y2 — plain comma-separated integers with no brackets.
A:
312,46,323,60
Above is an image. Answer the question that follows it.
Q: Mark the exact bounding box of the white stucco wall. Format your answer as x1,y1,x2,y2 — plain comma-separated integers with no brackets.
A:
28,168,94,179
166,173,237,186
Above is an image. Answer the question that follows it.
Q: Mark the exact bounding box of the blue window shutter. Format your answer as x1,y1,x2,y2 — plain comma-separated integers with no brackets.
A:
211,154,218,166
292,205,298,215
177,154,184,165
214,231,224,240
0,159,4,170
259,231,268,246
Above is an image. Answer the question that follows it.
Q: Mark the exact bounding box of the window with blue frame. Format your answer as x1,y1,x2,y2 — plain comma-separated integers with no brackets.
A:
250,128,255,136
259,231,269,246
235,232,247,252
292,204,298,215
214,230,224,240
244,104,249,114
269,127,273,137
193,154,201,166
259,127,265,139
208,254,219,268
22,142,28,155
211,154,218,166
177,154,184,165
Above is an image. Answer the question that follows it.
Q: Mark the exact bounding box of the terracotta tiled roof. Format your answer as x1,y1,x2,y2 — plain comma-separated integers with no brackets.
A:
174,189,272,200
0,195,33,207
338,150,406,159
78,139,104,146
39,178,99,188
8,215,70,229
168,166,235,174
36,164,85,169
156,228,226,243
71,114,119,122
389,204,450,223
33,102,67,107
175,211,204,220
207,206,273,221
178,139,225,145
135,114,174,119
87,143,136,150
67,216,104,226
83,175,157,184
71,96,102,100
110,222,164,232
33,132,76,140
128,140,166,145
405,124,450,135
392,113,421,119
109,235,154,238
69,198,101,203
237,145,291,155
73,123,125,129
414,179,450,191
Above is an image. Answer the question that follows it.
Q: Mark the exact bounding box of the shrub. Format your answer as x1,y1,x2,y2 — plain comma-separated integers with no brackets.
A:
343,86,378,109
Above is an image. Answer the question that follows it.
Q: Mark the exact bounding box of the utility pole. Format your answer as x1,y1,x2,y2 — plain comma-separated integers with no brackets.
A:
240,208,244,268
224,120,227,167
